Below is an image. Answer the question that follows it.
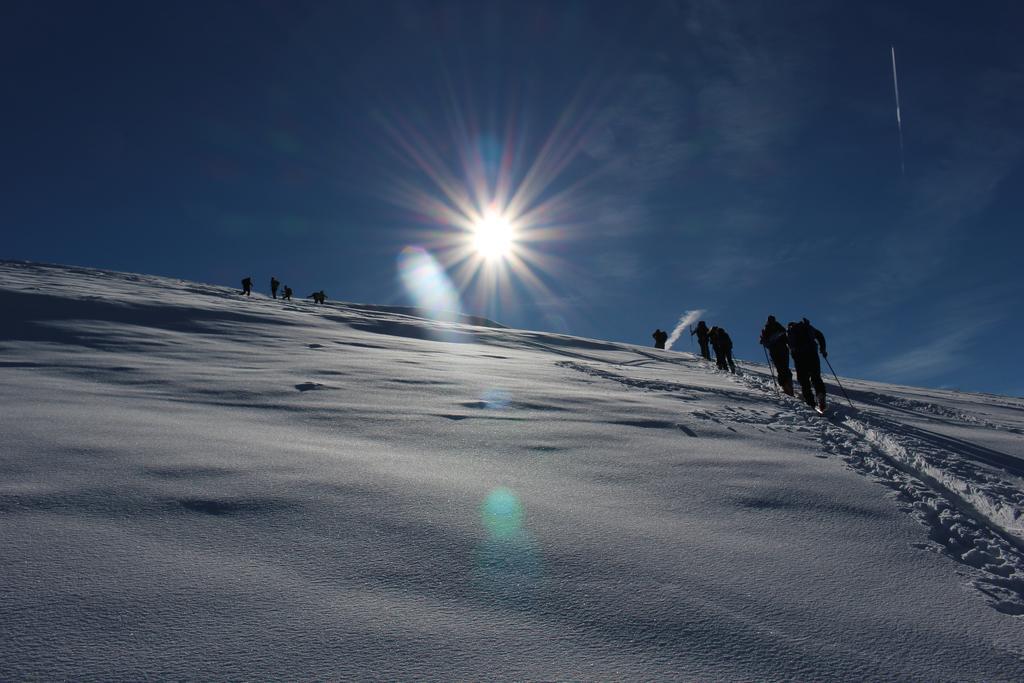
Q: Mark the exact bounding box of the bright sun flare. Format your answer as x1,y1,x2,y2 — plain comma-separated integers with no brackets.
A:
472,211,515,260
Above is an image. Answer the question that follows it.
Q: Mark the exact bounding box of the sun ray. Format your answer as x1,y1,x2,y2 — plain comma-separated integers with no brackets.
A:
376,77,612,326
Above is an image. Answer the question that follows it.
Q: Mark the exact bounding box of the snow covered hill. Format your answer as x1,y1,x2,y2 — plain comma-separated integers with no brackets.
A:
2,260,1023,680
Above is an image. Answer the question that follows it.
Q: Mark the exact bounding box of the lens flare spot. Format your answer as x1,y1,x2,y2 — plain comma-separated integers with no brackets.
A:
481,487,523,538
397,246,462,323
482,389,511,410
472,211,515,260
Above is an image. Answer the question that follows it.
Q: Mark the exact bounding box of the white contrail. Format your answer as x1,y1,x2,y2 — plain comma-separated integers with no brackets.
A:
665,309,705,351
891,45,905,177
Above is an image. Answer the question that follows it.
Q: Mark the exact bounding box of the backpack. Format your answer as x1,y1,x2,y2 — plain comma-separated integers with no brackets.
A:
787,321,817,355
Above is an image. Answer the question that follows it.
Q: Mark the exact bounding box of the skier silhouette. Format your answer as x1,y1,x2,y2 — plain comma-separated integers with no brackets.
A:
691,321,711,360
709,326,736,373
282,285,293,301
760,315,794,396
270,277,280,299
308,290,327,304
241,277,253,296
652,328,668,349
787,318,828,411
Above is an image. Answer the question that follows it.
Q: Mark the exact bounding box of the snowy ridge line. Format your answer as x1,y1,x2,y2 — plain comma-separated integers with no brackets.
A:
849,389,1024,436
735,366,1024,615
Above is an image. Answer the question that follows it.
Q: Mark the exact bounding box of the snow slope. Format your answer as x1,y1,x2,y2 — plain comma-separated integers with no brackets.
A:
2,260,1023,680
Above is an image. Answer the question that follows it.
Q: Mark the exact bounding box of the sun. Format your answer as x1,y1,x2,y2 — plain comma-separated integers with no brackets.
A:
472,211,515,260
377,91,588,318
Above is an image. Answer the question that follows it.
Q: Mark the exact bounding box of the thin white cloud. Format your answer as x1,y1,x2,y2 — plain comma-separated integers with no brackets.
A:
861,287,1012,383
577,3,825,284
588,73,697,185
688,237,820,290
868,324,990,383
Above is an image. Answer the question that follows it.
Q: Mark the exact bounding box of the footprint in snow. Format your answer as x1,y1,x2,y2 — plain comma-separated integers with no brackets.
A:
611,419,676,429
295,382,331,392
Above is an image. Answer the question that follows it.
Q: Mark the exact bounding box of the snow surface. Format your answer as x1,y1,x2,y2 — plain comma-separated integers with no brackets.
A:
2,260,1023,680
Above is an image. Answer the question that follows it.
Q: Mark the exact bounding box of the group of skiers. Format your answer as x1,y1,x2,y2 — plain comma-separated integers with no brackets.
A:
240,276,324,304
760,315,828,411
653,315,830,412
689,321,737,374
244,272,832,410
650,322,736,373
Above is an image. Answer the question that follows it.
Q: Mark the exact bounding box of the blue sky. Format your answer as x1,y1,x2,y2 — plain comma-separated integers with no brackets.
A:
3,1,1022,396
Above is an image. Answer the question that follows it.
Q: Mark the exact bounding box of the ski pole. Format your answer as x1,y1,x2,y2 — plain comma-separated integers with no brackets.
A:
824,355,854,408
763,346,780,395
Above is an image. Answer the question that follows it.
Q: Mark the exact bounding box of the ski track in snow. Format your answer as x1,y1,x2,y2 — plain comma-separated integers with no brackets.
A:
734,371,1024,614
558,357,1024,615
3,260,1024,679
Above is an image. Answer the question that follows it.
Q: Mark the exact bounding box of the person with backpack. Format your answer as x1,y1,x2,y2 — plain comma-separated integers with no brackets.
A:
308,290,327,304
270,276,280,299
241,276,253,296
709,326,737,374
760,315,794,396
691,321,711,360
787,318,828,411
652,328,668,349
282,285,293,301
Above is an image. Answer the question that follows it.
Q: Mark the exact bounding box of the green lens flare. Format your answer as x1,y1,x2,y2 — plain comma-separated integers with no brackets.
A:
481,487,523,538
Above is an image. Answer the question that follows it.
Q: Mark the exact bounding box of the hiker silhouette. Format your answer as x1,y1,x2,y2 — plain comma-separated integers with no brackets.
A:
760,315,794,396
709,326,736,374
691,321,711,360
787,318,828,410
652,328,668,349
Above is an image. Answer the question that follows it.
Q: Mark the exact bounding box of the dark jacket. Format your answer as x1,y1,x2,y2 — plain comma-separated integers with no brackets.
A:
709,327,732,351
760,319,788,353
787,320,826,357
